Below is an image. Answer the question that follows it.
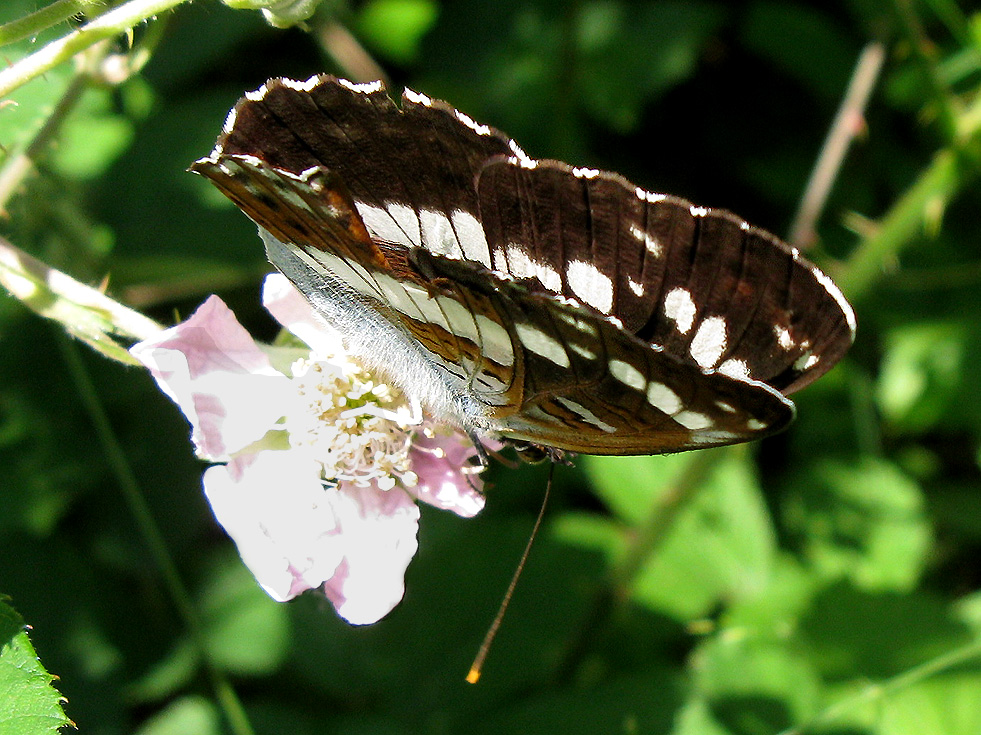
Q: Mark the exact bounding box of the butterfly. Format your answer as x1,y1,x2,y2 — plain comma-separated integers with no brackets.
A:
191,75,855,458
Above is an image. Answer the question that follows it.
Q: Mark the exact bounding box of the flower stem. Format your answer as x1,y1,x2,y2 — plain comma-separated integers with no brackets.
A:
0,0,190,99
57,331,256,735
0,234,164,362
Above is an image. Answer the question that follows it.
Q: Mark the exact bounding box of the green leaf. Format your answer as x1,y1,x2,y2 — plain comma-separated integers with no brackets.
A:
132,695,221,735
800,584,972,680
199,551,291,676
672,698,733,735
692,634,822,735
876,322,965,434
470,667,681,735
579,0,726,133
784,457,931,591
878,672,981,735
50,87,136,181
583,451,776,622
357,0,439,64
740,1,854,100
0,598,71,735
582,452,693,525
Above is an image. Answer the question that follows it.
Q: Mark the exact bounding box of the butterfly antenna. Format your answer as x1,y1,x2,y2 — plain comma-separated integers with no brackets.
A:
466,461,554,684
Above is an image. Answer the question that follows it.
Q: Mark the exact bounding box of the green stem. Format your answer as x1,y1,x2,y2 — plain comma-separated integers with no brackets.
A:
0,69,89,212
57,332,256,735
778,638,981,735
838,148,964,300
0,0,103,46
0,0,190,99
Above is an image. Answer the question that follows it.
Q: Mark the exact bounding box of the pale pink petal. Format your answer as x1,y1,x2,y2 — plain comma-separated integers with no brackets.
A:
409,433,487,518
262,273,345,356
130,296,295,460
204,450,346,601
322,483,421,624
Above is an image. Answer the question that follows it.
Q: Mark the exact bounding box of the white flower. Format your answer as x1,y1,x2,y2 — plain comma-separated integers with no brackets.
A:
130,274,487,624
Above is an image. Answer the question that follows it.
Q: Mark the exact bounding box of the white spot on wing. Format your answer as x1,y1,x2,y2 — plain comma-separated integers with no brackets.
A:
220,107,238,137
629,223,662,258
454,110,491,136
244,82,269,101
437,295,480,343
572,167,600,179
674,410,713,430
609,359,646,391
451,209,491,267
566,260,613,313
718,358,750,380
690,205,709,217
505,244,561,291
812,267,857,337
475,314,514,367
646,382,681,415
556,312,598,335
627,277,645,297
358,203,416,247
636,188,667,204
664,288,696,335
568,342,597,360
775,325,795,350
417,208,461,259
690,316,727,368
747,418,767,431
554,397,616,433
793,352,820,371
512,154,537,169
376,273,427,320
515,323,569,367
689,430,739,445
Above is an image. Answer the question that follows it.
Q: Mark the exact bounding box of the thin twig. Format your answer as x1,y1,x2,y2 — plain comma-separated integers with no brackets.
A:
788,42,885,249
315,19,389,86
0,234,164,358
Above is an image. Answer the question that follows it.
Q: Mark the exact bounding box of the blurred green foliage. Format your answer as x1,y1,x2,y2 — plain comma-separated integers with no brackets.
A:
2,0,981,733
